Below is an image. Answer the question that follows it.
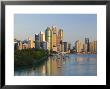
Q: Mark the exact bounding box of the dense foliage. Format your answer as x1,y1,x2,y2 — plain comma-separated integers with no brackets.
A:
14,49,49,68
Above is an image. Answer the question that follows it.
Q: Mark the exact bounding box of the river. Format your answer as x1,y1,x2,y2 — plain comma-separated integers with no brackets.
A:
14,54,97,76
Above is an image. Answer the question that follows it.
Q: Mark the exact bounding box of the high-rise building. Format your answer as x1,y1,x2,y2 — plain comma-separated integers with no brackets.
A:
63,42,68,52
39,31,45,49
61,43,64,52
89,42,93,52
85,38,90,52
57,44,61,52
52,26,58,52
85,38,89,44
89,41,97,53
39,31,45,42
57,29,64,52
41,41,50,50
75,40,82,53
58,29,63,41
52,27,57,47
83,43,87,52
45,27,51,50
45,26,64,52
93,41,97,53
35,33,40,49
28,36,34,48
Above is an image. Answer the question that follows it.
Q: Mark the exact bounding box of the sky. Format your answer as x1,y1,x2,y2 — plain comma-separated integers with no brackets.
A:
14,14,97,45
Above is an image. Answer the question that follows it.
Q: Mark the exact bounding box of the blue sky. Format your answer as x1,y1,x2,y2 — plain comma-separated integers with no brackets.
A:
14,14,97,45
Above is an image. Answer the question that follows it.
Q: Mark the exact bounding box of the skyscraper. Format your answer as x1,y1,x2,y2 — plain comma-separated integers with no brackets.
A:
45,26,64,52
52,26,57,52
93,41,97,53
83,43,87,52
39,31,45,42
28,36,34,48
39,31,45,49
58,29,64,41
61,42,64,52
63,42,68,52
89,42,93,53
52,26,57,47
89,41,97,53
41,41,50,50
35,33,40,49
85,38,90,52
57,29,64,52
75,40,82,53
45,27,51,50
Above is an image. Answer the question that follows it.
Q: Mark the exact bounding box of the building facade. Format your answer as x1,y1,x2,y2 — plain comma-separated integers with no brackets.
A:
85,38,90,52
45,26,64,52
39,31,45,42
28,36,35,48
45,27,52,50
75,40,82,53
35,33,40,49
63,42,68,52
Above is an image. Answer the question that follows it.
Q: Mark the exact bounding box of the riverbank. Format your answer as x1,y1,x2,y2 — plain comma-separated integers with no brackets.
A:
14,49,49,69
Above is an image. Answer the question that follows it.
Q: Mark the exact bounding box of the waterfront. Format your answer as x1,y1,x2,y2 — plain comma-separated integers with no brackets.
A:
14,54,97,76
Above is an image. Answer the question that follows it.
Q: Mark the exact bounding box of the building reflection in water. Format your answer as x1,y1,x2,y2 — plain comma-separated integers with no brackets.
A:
37,56,68,76
14,54,97,76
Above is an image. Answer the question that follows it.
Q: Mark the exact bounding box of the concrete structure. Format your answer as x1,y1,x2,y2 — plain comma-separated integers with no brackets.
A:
75,40,82,53
52,26,57,47
93,41,97,53
57,44,61,52
63,42,68,52
57,29,64,52
58,29,64,41
28,36,34,48
45,26,64,52
89,42,93,52
83,43,88,53
35,33,40,49
52,26,58,52
61,43,64,52
89,41,97,53
46,41,50,51
45,27,51,50
40,41,50,50
85,38,90,52
39,31,45,42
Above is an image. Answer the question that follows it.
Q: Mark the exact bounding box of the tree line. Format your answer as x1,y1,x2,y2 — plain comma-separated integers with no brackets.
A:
14,49,49,68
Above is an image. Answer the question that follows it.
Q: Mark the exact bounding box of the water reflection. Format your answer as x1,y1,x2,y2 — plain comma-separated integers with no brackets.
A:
14,54,97,76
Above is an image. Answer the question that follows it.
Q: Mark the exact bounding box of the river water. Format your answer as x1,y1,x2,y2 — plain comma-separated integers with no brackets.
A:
14,54,97,76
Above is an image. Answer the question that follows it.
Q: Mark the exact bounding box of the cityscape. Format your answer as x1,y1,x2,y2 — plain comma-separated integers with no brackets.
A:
14,26,97,54
14,14,97,76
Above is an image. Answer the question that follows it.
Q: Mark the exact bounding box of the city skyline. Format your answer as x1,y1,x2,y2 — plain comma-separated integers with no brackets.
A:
14,14,97,44
14,26,97,54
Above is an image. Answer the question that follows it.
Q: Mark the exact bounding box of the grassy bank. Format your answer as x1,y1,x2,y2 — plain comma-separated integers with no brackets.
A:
14,49,49,68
